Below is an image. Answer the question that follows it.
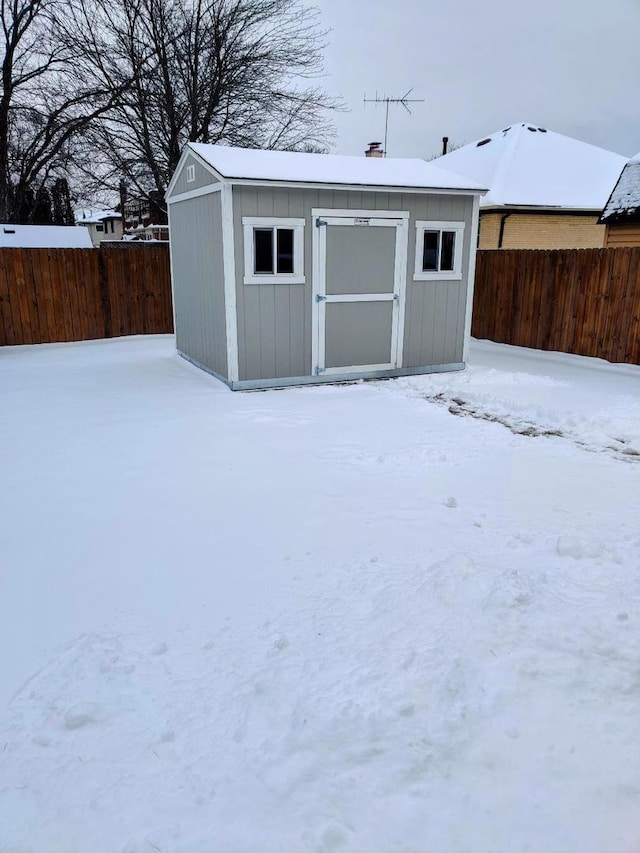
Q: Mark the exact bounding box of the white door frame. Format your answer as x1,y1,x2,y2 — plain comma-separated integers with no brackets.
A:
311,209,409,376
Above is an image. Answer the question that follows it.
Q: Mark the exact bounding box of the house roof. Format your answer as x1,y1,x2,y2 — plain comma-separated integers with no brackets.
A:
75,208,121,224
0,224,93,248
187,143,487,193
434,123,627,211
599,153,640,225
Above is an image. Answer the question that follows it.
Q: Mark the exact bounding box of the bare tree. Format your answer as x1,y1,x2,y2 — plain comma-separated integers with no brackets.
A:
0,0,132,221
74,0,339,203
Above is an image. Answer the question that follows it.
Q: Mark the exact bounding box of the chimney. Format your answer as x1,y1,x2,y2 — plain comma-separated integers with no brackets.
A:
442,136,449,156
365,141,384,158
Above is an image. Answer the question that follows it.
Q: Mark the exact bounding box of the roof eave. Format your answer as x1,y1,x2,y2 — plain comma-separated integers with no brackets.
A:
598,208,640,226
225,176,488,196
481,202,605,214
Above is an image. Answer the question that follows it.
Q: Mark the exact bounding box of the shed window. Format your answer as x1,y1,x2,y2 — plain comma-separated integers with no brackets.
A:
243,217,305,284
414,221,465,280
252,227,295,275
95,224,104,232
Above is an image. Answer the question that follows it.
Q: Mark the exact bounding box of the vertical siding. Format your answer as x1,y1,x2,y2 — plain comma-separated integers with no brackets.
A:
400,192,473,368
232,185,476,382
233,185,319,381
170,192,228,377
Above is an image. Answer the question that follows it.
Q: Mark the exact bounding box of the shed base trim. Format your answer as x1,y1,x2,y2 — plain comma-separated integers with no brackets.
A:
178,351,465,390
177,351,232,387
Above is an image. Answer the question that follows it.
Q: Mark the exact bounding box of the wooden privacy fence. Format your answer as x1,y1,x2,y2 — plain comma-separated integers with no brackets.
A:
0,244,173,346
2,243,640,366
473,248,640,365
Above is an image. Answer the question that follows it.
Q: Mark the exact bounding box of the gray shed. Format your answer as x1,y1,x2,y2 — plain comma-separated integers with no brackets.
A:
166,144,486,390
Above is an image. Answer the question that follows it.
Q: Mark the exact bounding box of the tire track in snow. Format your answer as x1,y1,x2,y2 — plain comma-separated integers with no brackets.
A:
422,392,640,463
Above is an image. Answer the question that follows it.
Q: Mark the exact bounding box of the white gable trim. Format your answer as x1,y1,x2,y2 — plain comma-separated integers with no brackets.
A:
166,147,191,199
166,145,222,199
167,184,222,205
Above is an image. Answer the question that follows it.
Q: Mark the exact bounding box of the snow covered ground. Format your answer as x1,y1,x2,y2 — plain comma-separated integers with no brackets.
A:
1,335,639,853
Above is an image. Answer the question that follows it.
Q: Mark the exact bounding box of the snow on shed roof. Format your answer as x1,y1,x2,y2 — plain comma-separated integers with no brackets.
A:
0,224,93,248
599,155,640,225
187,143,487,193
434,123,627,210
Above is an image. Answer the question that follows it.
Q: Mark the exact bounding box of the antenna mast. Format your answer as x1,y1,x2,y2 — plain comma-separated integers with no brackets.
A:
363,88,425,156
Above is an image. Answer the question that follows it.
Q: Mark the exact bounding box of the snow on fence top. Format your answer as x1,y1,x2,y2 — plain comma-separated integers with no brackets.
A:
0,223,93,248
599,156,640,225
188,143,488,193
434,122,627,210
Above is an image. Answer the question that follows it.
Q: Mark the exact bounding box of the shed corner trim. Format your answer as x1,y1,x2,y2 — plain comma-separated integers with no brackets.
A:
462,194,481,363
220,183,239,382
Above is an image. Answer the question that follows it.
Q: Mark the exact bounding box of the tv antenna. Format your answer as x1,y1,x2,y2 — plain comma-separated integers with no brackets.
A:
363,88,425,156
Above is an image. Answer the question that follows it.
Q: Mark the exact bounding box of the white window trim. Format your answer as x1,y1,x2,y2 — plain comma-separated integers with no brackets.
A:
186,164,196,183
242,216,305,285
413,220,465,281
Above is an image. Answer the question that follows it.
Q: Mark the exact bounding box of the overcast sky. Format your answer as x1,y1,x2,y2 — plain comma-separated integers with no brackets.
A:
313,0,640,159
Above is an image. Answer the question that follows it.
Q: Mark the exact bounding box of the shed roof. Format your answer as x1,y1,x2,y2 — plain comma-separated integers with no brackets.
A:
0,224,93,248
599,154,640,225
187,143,487,193
434,123,627,211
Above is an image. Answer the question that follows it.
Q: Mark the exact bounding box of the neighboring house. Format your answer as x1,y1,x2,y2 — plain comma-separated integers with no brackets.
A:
434,123,627,249
123,223,169,242
0,223,92,248
166,143,486,391
598,154,640,247
123,192,168,240
75,209,123,246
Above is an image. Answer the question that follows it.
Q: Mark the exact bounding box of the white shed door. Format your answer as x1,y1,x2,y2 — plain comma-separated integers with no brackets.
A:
313,214,408,375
